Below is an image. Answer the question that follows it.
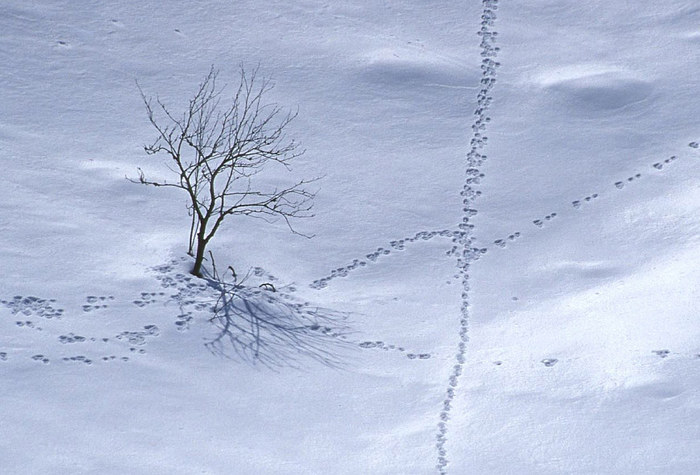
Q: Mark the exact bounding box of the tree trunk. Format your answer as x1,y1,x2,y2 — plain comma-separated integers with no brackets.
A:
191,234,207,277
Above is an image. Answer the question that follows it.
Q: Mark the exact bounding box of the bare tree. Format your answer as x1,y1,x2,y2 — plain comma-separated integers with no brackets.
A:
134,66,315,277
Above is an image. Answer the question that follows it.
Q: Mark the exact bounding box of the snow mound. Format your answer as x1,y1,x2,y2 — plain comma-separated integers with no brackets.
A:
536,65,653,112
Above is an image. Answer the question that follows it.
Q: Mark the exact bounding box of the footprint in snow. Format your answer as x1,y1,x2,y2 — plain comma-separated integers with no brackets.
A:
132,292,166,308
486,149,690,255
31,354,50,364
16,320,42,331
541,358,558,367
82,295,114,313
62,355,92,365
358,340,431,359
310,229,455,289
1,296,64,319
58,333,87,344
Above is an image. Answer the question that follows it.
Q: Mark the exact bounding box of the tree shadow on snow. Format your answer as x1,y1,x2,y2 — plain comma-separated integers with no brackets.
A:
201,272,352,370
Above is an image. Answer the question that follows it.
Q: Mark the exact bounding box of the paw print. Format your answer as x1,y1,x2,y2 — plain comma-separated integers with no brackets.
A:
541,358,558,367
82,295,114,312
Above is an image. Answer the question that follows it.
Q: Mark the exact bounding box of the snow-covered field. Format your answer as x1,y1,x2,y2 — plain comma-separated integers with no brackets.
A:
1,0,698,473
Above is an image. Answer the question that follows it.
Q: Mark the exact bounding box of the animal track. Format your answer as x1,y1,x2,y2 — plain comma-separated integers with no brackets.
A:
15,320,42,331
99,355,130,362
407,353,432,360
132,292,166,308
310,146,691,290
652,155,678,170
61,355,92,365
31,354,50,364
359,340,402,350
175,311,194,331
16,323,159,366
572,193,599,208
303,323,345,340
58,333,87,344
493,232,520,248
541,358,558,367
358,340,431,360
0,134,694,468
481,149,690,253
316,146,692,275
152,261,213,316
1,296,64,319
533,213,557,228
1,260,278,367
436,1,500,473
614,172,643,189
309,230,460,289
82,295,114,312
115,325,160,346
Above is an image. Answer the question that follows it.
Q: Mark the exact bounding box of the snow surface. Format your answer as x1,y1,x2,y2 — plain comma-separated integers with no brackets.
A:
1,0,699,473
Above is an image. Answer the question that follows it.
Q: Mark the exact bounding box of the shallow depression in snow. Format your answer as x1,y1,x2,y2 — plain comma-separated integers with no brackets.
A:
359,47,477,88
535,65,654,112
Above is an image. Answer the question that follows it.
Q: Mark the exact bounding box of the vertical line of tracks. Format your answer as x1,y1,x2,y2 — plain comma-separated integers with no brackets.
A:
435,1,500,473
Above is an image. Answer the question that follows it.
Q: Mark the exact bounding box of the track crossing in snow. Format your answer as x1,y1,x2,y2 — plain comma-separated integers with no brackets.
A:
435,1,500,472
290,2,700,471
308,143,698,286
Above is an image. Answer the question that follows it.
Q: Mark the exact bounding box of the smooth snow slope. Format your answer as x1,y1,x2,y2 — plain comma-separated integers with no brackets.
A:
1,0,698,474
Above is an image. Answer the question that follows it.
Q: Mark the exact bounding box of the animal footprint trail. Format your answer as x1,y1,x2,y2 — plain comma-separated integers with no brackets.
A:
11,322,162,367
82,295,114,313
644,349,700,362
309,229,462,289
307,98,700,298
357,340,432,360
31,354,50,364
493,232,520,248
115,325,160,346
483,146,696,251
132,292,166,308
1,296,64,319
572,193,599,209
15,320,43,331
436,1,500,473
3,258,337,368
175,311,194,331
0,288,175,367
58,333,87,344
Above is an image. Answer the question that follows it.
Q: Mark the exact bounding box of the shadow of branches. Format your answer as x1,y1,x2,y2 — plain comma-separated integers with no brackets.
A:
201,269,352,369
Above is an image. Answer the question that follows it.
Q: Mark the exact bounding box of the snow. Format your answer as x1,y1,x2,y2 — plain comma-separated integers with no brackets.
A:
1,0,699,473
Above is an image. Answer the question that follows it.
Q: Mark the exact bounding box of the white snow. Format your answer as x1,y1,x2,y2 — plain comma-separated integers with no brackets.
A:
1,0,699,473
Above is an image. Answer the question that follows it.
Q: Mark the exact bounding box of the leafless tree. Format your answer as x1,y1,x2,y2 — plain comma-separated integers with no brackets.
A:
134,66,315,277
